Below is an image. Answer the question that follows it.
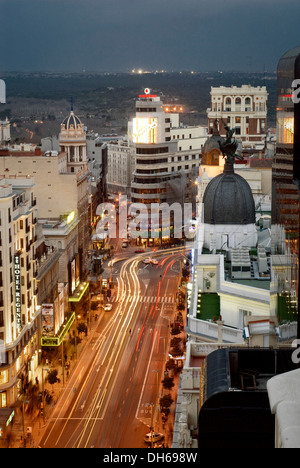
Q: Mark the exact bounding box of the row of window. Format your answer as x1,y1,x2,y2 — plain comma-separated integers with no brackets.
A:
136,147,169,154
132,188,167,195
136,158,168,165
136,154,200,164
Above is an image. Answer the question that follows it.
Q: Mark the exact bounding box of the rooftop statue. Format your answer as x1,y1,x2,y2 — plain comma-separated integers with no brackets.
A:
218,121,244,164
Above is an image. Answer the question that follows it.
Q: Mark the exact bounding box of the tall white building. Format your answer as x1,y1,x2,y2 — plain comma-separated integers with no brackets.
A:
125,89,207,245
0,118,10,145
0,79,10,146
0,176,40,407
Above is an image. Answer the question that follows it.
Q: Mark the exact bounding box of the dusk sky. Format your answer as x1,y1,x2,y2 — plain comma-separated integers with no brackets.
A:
1,0,300,73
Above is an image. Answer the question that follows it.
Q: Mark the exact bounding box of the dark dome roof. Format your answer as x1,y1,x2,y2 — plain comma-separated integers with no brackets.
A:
203,163,255,225
202,133,224,155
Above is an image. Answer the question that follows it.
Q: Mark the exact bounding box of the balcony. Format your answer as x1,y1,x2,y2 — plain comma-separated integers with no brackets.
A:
36,248,60,280
187,316,244,343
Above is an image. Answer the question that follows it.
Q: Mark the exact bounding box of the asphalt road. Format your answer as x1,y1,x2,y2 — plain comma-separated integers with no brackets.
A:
38,248,185,448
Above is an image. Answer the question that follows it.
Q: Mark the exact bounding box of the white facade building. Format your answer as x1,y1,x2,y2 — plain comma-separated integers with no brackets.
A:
0,176,40,407
0,118,10,145
207,85,268,150
107,140,132,196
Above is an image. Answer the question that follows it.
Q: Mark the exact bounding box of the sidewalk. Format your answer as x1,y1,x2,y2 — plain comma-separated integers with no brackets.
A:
151,367,182,449
8,318,97,449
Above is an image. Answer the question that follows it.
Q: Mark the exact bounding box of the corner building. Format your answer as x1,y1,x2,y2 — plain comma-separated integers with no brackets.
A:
129,89,205,245
0,177,40,407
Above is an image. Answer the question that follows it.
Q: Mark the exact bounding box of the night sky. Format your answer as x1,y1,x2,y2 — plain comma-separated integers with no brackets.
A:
1,0,300,73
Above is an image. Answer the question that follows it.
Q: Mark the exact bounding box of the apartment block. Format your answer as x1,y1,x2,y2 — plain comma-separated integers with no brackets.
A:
0,176,40,407
207,85,268,150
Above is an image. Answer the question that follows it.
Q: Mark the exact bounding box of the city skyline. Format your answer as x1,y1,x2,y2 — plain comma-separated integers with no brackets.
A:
1,0,300,73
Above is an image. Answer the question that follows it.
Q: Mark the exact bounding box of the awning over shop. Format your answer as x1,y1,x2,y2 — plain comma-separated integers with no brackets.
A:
41,312,75,347
68,282,89,303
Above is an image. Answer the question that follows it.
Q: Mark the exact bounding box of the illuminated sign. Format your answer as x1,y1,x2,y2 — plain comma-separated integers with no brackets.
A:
132,117,158,144
138,88,158,99
63,211,75,225
278,117,294,144
41,312,75,347
42,304,54,336
14,255,22,330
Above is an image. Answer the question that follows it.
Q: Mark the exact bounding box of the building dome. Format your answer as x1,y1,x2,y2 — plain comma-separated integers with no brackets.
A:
203,162,255,225
62,111,82,130
201,120,224,166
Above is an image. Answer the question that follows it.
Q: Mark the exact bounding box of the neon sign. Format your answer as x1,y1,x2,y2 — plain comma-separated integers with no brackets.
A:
139,87,158,99
14,255,22,330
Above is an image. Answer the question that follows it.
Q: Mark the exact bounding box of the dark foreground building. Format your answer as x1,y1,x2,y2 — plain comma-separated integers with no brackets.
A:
198,348,300,448
272,46,300,337
272,46,300,238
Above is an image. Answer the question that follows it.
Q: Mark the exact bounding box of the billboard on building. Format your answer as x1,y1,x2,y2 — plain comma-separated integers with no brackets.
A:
278,116,294,144
132,117,158,144
42,304,54,336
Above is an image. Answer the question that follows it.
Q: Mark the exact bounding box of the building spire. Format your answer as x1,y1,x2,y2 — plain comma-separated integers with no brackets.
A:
70,97,74,112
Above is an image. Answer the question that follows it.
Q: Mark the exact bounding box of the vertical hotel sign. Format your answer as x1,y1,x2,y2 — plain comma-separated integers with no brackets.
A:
14,254,22,329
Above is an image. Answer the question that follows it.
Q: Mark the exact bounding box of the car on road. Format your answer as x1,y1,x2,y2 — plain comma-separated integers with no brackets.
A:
103,303,113,311
122,242,128,248
135,248,145,253
144,432,164,444
143,257,158,265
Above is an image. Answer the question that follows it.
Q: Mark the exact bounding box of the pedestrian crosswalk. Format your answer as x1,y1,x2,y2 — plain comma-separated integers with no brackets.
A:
140,296,174,304
109,295,174,304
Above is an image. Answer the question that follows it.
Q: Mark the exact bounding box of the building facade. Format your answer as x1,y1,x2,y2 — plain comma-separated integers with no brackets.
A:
0,143,90,278
207,85,268,150
272,47,300,242
0,176,40,407
107,140,132,196
128,89,206,244
271,46,300,338
0,119,10,145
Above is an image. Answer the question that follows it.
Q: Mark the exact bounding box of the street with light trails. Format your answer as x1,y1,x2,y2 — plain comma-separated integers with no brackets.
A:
38,247,188,448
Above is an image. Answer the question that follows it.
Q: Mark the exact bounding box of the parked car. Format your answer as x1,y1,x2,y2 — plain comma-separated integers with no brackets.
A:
144,432,164,444
103,303,113,311
122,242,128,248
